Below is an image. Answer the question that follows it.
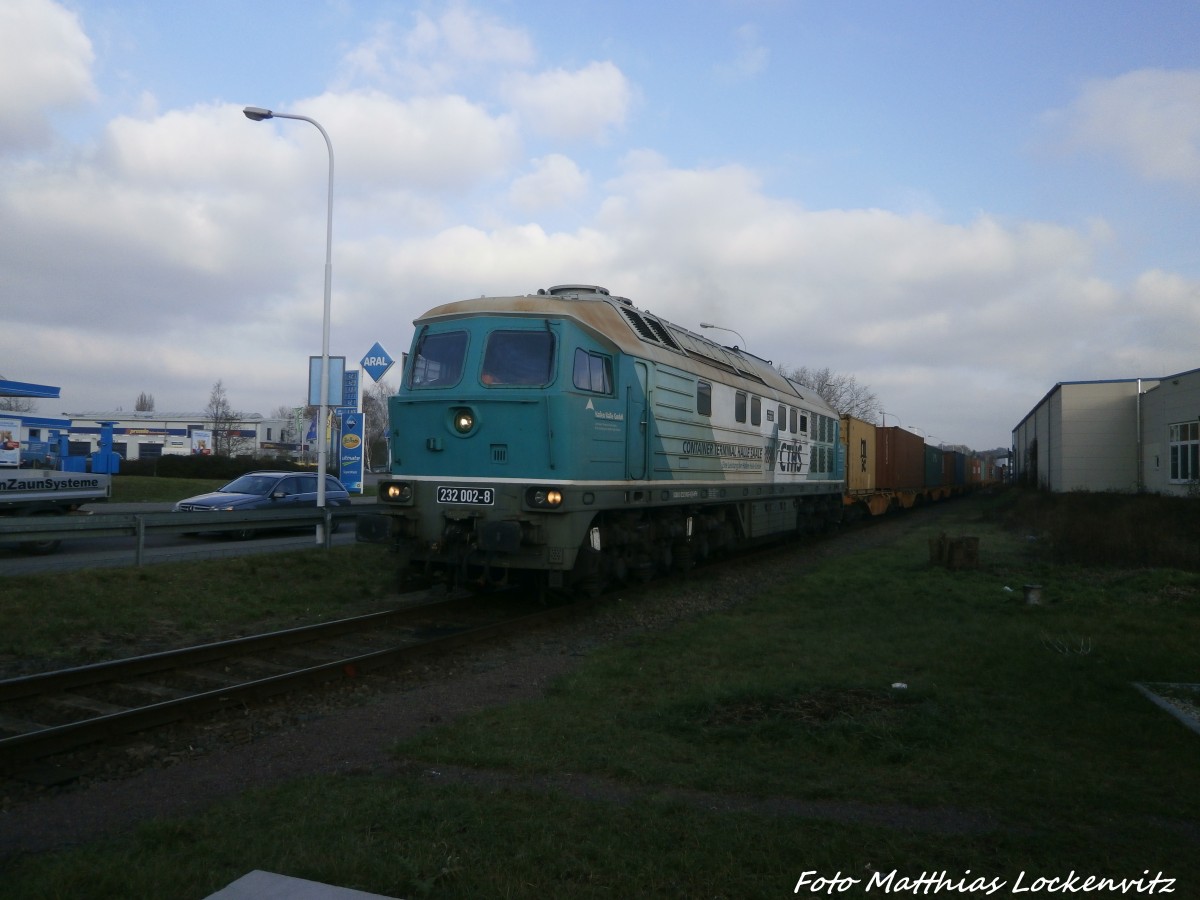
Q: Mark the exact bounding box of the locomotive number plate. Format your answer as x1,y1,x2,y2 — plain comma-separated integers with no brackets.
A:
437,486,495,505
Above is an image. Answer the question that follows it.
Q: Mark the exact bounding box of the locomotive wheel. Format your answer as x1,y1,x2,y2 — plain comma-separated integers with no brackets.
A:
570,535,610,597
672,540,694,574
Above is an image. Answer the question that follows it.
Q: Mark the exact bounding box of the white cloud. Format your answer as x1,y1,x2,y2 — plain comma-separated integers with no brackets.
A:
579,154,1185,443
508,154,589,212
337,5,535,94
502,62,632,141
303,91,520,191
1054,68,1200,186
0,0,96,151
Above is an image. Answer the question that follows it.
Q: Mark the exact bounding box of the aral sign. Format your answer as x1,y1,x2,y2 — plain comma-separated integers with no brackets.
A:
361,342,395,382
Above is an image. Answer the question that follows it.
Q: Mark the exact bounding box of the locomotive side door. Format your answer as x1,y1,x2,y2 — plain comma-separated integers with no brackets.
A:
626,360,649,479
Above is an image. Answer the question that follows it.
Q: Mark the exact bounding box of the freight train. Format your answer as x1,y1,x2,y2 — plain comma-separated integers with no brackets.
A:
357,284,994,594
839,416,1001,521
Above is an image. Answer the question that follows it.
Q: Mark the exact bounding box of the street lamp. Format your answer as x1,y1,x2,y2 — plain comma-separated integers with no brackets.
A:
243,106,335,544
699,322,748,350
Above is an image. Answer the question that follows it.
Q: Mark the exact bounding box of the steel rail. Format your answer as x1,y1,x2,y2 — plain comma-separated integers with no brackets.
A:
0,593,596,771
0,598,464,702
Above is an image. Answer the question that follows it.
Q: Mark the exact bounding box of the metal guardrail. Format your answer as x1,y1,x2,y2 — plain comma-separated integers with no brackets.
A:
0,505,375,565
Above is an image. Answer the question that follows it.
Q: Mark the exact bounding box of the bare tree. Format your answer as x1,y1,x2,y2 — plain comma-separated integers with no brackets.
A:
135,392,155,411
268,404,309,455
361,379,395,470
204,380,253,456
780,365,882,422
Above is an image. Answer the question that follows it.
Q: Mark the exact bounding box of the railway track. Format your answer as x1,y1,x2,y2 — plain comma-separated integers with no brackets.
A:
0,504,946,779
0,591,593,774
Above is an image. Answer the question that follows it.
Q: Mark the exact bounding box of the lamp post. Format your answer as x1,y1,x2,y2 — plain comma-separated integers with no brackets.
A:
699,322,748,350
243,106,334,544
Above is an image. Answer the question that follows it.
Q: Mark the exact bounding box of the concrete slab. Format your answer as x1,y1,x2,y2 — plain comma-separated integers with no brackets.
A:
1134,682,1200,736
204,869,400,900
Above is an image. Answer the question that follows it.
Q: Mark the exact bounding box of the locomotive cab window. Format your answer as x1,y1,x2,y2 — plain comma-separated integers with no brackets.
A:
410,330,468,388
735,391,747,423
697,381,712,416
481,330,556,386
572,348,613,394
751,397,761,426
789,408,798,434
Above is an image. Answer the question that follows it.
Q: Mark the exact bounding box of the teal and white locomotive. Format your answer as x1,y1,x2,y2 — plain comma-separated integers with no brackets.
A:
357,285,845,594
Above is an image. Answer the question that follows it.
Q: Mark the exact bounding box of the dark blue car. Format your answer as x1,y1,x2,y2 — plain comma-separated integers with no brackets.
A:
174,470,351,538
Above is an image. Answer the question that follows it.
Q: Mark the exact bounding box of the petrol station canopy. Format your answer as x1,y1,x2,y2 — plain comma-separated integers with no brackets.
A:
0,379,60,399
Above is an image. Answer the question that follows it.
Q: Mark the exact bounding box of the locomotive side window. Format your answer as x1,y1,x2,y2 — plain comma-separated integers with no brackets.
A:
735,391,747,423
789,408,798,433
697,381,712,416
572,348,613,394
481,331,556,386
410,330,467,388
751,397,761,426
777,405,786,429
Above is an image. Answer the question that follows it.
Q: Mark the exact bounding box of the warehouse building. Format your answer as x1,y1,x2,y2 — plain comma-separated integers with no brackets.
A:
1141,367,1200,497
63,411,300,461
1012,368,1199,496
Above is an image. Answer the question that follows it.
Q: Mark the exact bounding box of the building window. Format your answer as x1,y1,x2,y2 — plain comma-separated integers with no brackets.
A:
697,381,712,416
1169,422,1200,483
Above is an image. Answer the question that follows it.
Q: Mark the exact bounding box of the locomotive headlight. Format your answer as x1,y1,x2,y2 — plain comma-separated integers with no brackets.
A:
453,408,475,434
380,481,413,503
525,487,564,509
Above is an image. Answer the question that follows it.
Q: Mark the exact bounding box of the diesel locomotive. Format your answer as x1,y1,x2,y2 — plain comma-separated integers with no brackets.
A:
356,284,846,594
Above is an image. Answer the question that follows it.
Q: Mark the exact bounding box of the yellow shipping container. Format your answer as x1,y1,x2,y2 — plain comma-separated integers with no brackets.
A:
840,415,877,496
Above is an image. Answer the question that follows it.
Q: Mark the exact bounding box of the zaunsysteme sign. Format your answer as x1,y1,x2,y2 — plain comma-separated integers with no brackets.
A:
1,475,104,492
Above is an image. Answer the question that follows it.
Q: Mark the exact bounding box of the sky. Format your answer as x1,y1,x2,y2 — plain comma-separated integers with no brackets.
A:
3,0,1200,452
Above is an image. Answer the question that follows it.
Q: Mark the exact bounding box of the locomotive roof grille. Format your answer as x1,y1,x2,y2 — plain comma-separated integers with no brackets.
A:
537,283,768,388
645,317,681,349
616,306,682,351
620,307,661,342
616,305,765,386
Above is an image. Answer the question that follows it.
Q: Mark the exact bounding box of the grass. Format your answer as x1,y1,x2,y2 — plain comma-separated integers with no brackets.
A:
108,475,227,504
6,490,1200,898
0,545,402,674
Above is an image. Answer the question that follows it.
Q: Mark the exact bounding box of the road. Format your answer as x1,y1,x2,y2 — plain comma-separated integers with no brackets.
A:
0,499,372,576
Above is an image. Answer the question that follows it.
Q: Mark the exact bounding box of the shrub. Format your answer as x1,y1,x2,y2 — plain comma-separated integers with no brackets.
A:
1003,489,1200,570
117,455,310,480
